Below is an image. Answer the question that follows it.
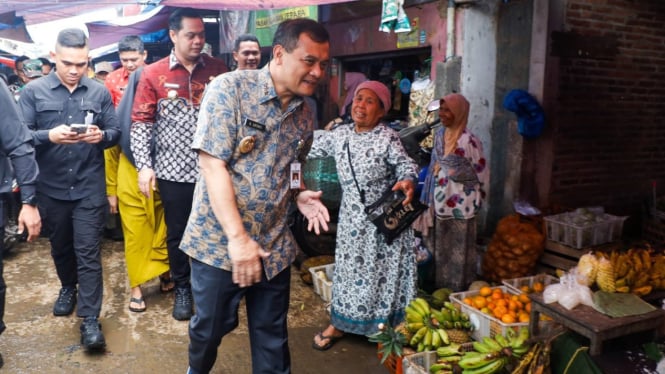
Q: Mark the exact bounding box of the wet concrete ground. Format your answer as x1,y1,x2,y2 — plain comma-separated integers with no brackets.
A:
1,238,387,374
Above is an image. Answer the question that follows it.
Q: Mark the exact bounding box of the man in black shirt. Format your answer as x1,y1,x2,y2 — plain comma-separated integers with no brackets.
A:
0,79,41,368
18,28,120,351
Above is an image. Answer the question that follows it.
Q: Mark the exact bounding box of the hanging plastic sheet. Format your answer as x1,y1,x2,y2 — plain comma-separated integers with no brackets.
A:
379,0,411,33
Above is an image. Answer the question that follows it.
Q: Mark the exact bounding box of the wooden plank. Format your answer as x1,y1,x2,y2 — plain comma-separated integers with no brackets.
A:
539,252,577,271
545,240,621,259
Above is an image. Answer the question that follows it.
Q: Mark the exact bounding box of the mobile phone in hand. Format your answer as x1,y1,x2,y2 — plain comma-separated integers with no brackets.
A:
70,124,89,134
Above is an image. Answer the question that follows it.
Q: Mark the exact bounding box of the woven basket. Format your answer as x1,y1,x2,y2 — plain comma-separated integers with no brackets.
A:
303,157,341,208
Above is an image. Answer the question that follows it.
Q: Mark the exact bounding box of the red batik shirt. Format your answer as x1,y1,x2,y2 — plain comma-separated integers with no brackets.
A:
104,67,130,107
130,51,228,183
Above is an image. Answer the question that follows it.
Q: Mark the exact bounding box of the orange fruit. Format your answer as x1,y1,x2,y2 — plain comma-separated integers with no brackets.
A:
508,300,519,311
495,299,508,309
479,286,493,297
518,312,530,323
501,313,516,324
491,290,503,300
532,282,545,293
480,307,491,315
463,297,473,306
519,285,531,294
493,306,508,319
519,293,530,304
525,302,532,313
473,296,487,309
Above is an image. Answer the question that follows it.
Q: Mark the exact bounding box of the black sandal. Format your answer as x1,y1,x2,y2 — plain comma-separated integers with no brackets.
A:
129,296,146,313
159,274,174,293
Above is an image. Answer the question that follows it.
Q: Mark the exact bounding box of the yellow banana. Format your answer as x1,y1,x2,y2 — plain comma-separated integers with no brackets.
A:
431,328,442,348
410,326,428,347
437,329,450,345
423,328,433,347
414,298,432,316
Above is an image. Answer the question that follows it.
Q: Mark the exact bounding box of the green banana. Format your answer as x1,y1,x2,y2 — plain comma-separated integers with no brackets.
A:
454,321,463,330
458,352,501,370
472,340,492,353
462,321,473,330
442,320,453,330
410,326,428,346
439,308,452,322
509,327,530,349
443,301,457,311
461,357,504,374
511,344,531,357
460,312,470,322
436,342,461,357
437,355,462,363
429,363,452,372
431,309,446,324
450,309,460,322
417,341,426,352
494,334,510,348
436,329,450,345
482,337,503,352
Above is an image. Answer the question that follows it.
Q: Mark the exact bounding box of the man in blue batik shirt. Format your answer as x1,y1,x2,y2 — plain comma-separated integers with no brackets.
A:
180,18,331,374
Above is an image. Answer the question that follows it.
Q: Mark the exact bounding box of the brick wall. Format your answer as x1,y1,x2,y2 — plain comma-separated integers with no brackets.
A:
548,0,665,227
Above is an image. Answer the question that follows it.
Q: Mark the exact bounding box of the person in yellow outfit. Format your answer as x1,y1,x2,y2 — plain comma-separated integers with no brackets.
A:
104,35,172,313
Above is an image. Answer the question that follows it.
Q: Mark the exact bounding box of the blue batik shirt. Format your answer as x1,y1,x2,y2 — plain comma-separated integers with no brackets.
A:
180,64,315,280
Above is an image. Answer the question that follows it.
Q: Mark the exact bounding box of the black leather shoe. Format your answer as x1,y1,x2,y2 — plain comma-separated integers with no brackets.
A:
53,287,77,316
172,287,193,321
80,316,106,350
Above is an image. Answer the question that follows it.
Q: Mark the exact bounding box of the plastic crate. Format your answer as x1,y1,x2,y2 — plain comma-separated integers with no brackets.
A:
502,273,559,294
401,343,474,374
308,264,334,302
402,351,436,374
449,286,528,341
543,212,627,249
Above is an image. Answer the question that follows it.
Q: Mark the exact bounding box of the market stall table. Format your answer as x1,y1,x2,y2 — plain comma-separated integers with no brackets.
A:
528,293,665,356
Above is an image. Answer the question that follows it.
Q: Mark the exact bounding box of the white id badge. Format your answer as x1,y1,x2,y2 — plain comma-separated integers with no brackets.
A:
290,162,301,189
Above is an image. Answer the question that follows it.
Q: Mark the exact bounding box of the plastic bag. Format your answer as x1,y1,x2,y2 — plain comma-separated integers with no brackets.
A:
543,283,563,304
544,270,593,310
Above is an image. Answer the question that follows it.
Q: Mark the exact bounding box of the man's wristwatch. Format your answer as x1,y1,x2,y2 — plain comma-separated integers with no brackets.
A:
22,195,38,207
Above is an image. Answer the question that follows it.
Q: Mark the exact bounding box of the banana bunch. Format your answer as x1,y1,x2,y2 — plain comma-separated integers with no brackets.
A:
610,247,665,295
405,298,450,352
575,248,665,296
405,298,474,352
429,343,465,374
455,327,530,374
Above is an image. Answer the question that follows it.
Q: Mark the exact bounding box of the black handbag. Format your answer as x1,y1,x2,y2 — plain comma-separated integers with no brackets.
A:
346,140,427,244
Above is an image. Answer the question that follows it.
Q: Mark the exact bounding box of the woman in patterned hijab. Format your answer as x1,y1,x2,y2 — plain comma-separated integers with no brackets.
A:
417,93,489,292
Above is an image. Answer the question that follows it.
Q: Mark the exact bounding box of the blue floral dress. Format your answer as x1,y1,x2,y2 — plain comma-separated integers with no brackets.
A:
307,122,419,335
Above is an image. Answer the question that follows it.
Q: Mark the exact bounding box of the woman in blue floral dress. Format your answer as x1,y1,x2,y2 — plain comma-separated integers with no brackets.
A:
308,81,419,350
